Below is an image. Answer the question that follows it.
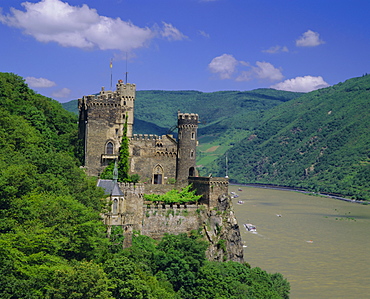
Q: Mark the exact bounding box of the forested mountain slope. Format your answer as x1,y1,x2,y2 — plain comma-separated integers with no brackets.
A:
215,75,370,200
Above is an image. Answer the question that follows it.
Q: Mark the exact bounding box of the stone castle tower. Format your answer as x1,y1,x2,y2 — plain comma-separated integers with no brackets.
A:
78,80,135,176
176,112,198,184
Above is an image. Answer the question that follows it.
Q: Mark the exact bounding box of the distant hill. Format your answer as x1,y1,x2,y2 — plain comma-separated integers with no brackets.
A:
212,75,370,200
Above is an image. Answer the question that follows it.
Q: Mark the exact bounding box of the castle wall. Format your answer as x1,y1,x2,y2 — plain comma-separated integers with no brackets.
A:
188,177,229,208
130,134,178,184
141,204,201,240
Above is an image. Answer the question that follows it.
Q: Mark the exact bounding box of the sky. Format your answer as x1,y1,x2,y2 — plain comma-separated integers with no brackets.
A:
1,0,370,103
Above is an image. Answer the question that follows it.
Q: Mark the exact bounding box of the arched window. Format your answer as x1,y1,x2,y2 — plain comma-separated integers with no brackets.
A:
153,165,164,184
113,198,118,214
106,142,114,155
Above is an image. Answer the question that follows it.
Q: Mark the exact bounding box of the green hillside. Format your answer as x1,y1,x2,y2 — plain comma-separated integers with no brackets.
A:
214,75,370,200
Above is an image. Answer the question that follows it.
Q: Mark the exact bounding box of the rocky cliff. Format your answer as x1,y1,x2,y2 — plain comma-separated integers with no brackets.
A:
202,194,244,262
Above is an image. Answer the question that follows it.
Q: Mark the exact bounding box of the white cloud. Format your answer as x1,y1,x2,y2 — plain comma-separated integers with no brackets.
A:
262,45,289,54
198,30,210,38
209,55,283,82
0,0,159,51
25,76,56,88
160,22,187,41
296,30,325,47
252,61,284,81
270,76,329,92
208,54,238,79
236,61,283,82
52,87,71,98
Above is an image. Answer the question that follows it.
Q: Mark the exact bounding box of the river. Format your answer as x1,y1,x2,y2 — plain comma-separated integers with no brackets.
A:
230,185,370,299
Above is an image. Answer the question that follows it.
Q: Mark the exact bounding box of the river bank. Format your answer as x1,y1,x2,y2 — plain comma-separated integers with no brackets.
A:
231,183,369,204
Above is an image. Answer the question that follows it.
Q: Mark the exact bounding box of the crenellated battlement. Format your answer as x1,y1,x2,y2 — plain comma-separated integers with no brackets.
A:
178,112,199,120
131,134,161,141
78,82,135,111
144,203,198,210
177,112,199,126
115,81,136,96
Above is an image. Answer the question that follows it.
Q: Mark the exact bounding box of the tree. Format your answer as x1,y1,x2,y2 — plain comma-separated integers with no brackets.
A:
118,115,130,182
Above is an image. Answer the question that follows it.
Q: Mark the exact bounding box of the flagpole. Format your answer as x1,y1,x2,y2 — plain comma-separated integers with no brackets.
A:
110,59,113,90
125,52,128,84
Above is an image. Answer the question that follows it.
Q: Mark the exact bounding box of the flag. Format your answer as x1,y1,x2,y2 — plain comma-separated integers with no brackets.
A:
110,60,113,68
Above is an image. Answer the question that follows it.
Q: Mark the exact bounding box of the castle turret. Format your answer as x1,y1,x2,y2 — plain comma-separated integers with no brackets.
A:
78,80,136,176
176,111,199,184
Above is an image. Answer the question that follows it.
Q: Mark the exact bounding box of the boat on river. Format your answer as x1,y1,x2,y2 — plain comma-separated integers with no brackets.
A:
244,223,256,232
230,191,240,199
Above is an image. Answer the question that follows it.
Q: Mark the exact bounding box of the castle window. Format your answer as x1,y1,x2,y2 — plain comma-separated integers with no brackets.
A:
113,198,118,214
115,129,119,135
190,150,194,158
153,165,164,184
106,142,114,155
191,132,195,139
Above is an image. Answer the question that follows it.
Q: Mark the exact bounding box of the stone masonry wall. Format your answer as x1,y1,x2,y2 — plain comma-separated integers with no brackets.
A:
129,134,178,184
141,204,201,240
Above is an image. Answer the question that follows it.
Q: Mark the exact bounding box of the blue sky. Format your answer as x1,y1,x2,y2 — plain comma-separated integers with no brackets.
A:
1,0,369,102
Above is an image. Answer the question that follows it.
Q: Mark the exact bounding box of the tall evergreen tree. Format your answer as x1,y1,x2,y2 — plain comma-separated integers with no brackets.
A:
118,115,130,182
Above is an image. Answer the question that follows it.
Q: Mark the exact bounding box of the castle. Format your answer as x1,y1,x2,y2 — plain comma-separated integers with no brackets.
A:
78,80,243,261
78,79,197,185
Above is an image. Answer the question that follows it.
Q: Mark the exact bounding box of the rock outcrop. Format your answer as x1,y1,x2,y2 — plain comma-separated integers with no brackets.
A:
202,194,244,262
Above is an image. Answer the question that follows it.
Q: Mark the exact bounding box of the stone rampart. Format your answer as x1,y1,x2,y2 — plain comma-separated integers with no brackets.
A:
141,204,201,240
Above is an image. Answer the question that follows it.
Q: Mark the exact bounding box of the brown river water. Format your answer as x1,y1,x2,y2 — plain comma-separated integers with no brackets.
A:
230,185,370,299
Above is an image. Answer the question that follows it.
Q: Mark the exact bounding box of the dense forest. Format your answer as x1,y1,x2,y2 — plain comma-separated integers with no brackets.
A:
0,72,290,298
